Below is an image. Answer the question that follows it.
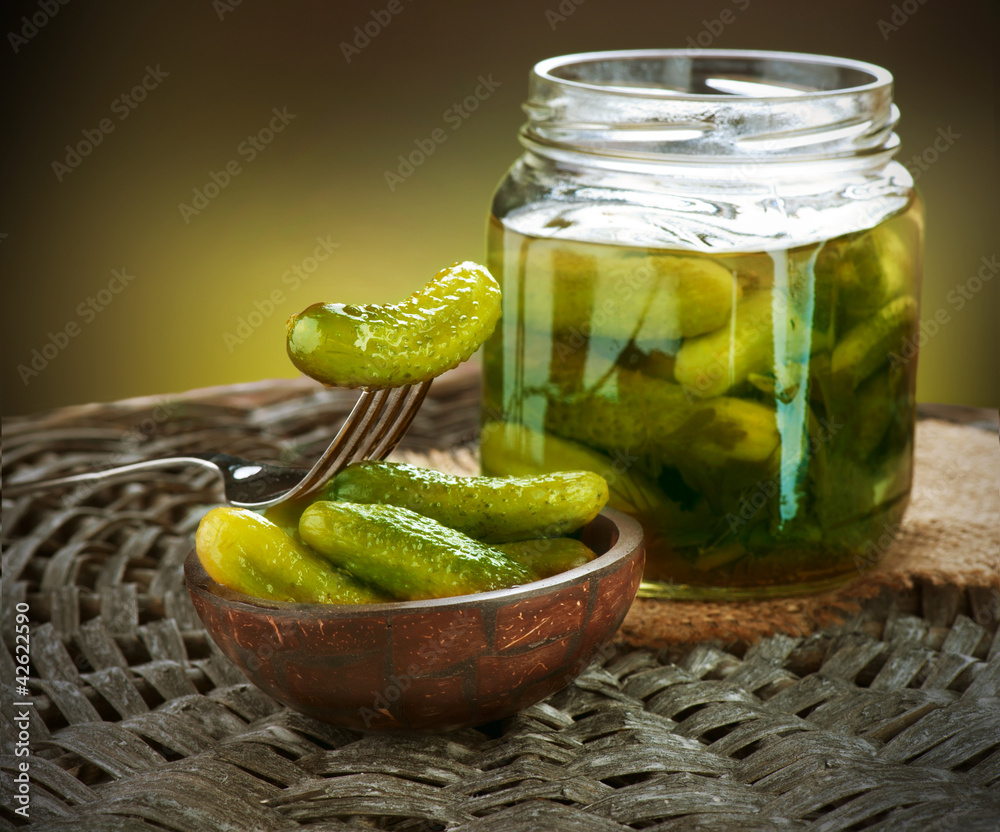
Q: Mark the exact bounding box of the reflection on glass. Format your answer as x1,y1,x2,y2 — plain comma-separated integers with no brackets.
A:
481,202,921,598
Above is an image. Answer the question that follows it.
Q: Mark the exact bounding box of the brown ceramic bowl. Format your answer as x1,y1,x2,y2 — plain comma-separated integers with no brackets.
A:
184,508,643,732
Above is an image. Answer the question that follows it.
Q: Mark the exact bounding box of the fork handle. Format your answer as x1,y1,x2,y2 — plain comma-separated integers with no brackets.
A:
3,457,220,497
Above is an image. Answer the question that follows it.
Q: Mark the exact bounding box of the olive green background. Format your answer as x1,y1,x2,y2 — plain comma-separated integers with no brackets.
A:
1,0,996,415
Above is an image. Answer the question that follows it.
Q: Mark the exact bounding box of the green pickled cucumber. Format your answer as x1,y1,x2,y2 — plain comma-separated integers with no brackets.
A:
479,421,668,518
815,224,911,321
195,507,387,604
545,368,779,466
324,460,608,543
846,369,895,459
521,245,740,341
674,289,775,398
684,397,781,466
262,496,311,540
747,372,780,397
871,446,914,508
544,369,694,455
479,420,718,547
496,538,596,580
286,261,501,387
811,454,880,531
299,501,530,600
637,254,741,339
831,296,917,388
674,285,831,399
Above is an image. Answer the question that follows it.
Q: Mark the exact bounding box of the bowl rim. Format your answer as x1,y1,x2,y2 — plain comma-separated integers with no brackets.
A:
184,507,643,618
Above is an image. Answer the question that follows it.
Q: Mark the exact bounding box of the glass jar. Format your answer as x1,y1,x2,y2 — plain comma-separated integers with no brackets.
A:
481,50,922,599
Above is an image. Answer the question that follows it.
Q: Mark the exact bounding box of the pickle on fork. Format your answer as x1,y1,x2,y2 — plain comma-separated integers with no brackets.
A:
286,261,501,387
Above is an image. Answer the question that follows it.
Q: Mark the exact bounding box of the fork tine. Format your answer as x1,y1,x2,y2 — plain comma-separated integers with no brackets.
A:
324,386,402,471
234,377,434,508
356,385,412,453
350,381,425,463
369,379,433,461
274,387,391,502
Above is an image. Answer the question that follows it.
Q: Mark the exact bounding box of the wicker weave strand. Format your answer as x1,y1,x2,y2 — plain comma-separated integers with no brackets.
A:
2,368,998,831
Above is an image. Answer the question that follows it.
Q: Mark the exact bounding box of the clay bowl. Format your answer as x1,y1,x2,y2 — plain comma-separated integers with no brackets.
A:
184,508,643,732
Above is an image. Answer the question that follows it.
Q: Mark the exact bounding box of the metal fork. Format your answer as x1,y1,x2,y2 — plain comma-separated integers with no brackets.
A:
4,380,432,509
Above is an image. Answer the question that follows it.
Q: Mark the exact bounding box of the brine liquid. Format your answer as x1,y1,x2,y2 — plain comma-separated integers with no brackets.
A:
481,203,922,598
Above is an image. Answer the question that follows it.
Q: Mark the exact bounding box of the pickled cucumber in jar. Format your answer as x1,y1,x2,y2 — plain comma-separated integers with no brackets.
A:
481,203,921,598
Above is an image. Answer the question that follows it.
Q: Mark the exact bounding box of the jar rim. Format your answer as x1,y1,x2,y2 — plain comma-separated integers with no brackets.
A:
532,49,894,101
523,49,899,168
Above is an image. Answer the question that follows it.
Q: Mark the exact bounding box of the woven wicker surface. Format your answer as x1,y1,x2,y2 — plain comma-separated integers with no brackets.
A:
3,365,999,831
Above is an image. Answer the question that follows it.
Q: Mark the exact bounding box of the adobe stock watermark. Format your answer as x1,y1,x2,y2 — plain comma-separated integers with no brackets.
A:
679,0,751,52
51,65,170,182
384,74,501,191
545,0,587,30
243,616,298,674
11,601,33,819
16,268,137,386
853,461,960,575
340,0,409,63
8,0,70,54
889,254,997,371
725,415,844,534
222,234,340,352
213,0,245,22
903,126,959,182
58,396,180,508
177,106,296,223
974,590,1000,629
358,615,478,728
877,0,930,40
551,261,657,365
275,438,307,467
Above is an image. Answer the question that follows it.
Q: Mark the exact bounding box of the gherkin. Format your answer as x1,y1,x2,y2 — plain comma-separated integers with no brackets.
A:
496,538,596,580
324,460,608,543
299,501,530,600
195,507,387,604
286,261,501,387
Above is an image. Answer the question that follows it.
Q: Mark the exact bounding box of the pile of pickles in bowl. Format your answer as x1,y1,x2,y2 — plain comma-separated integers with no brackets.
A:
195,262,620,606
195,460,611,605
185,261,646,731
482,204,922,598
